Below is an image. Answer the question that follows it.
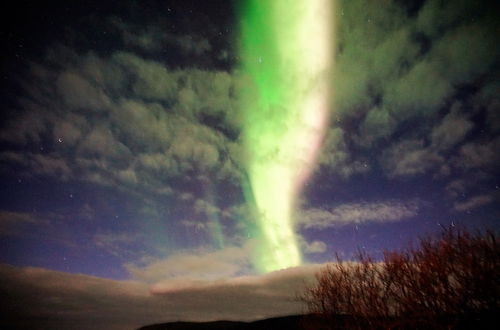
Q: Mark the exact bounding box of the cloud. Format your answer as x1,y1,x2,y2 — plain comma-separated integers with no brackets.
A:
0,152,72,180
357,106,397,146
381,0,498,121
1,0,497,211
110,17,165,52
456,137,500,170
327,0,499,183
180,220,207,231
93,232,144,259
56,71,111,110
0,263,321,329
111,53,238,125
0,49,242,204
475,81,500,133
384,60,452,117
111,52,183,101
332,0,415,118
431,105,473,151
0,263,166,330
148,265,323,321
0,111,49,145
0,211,49,236
125,244,255,284
318,128,370,178
172,34,212,55
150,263,321,296
78,124,131,159
111,16,212,55
375,100,492,181
453,194,494,212
298,200,419,229
445,179,468,199
52,113,88,147
380,139,444,177
1,0,499,269
194,199,221,217
301,240,327,254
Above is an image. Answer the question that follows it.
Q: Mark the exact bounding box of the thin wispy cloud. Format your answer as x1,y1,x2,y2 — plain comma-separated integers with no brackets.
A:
298,201,420,229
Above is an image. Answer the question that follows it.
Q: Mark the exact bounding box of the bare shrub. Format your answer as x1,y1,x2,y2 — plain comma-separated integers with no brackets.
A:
301,227,500,329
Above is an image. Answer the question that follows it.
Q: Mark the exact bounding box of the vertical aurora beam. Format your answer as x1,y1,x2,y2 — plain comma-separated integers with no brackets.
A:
239,0,334,272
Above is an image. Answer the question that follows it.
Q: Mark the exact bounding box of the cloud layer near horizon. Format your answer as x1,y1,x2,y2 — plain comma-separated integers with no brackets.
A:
0,263,320,330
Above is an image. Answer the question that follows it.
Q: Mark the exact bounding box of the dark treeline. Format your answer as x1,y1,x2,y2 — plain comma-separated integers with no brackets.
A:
301,226,500,329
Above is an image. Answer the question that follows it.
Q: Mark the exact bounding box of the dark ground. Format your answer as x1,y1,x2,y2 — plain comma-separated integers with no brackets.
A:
137,315,306,330
137,313,498,330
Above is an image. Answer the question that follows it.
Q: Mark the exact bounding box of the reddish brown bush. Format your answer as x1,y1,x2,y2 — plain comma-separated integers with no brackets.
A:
301,227,500,329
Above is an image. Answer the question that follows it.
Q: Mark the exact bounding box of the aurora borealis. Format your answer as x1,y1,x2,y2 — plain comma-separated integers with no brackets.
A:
0,0,499,328
239,0,334,272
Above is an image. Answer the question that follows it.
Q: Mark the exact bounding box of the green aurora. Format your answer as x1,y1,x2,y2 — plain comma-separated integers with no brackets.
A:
239,0,335,272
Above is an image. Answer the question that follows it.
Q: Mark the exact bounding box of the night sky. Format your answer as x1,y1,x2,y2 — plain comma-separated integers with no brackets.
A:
1,0,499,329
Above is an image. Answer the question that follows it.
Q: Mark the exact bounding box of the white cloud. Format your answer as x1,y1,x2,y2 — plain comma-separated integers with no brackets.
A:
150,263,321,296
296,234,327,254
303,240,327,254
0,210,50,236
457,137,500,170
380,139,444,177
453,194,494,212
0,152,72,180
318,128,370,178
431,105,473,151
78,125,131,159
180,220,207,230
125,243,255,284
445,179,467,198
0,47,242,205
194,199,221,216
93,232,143,259
56,71,111,110
357,106,397,146
298,200,419,229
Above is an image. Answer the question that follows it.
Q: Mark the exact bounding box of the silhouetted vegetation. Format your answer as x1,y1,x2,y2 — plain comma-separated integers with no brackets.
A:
301,226,500,329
